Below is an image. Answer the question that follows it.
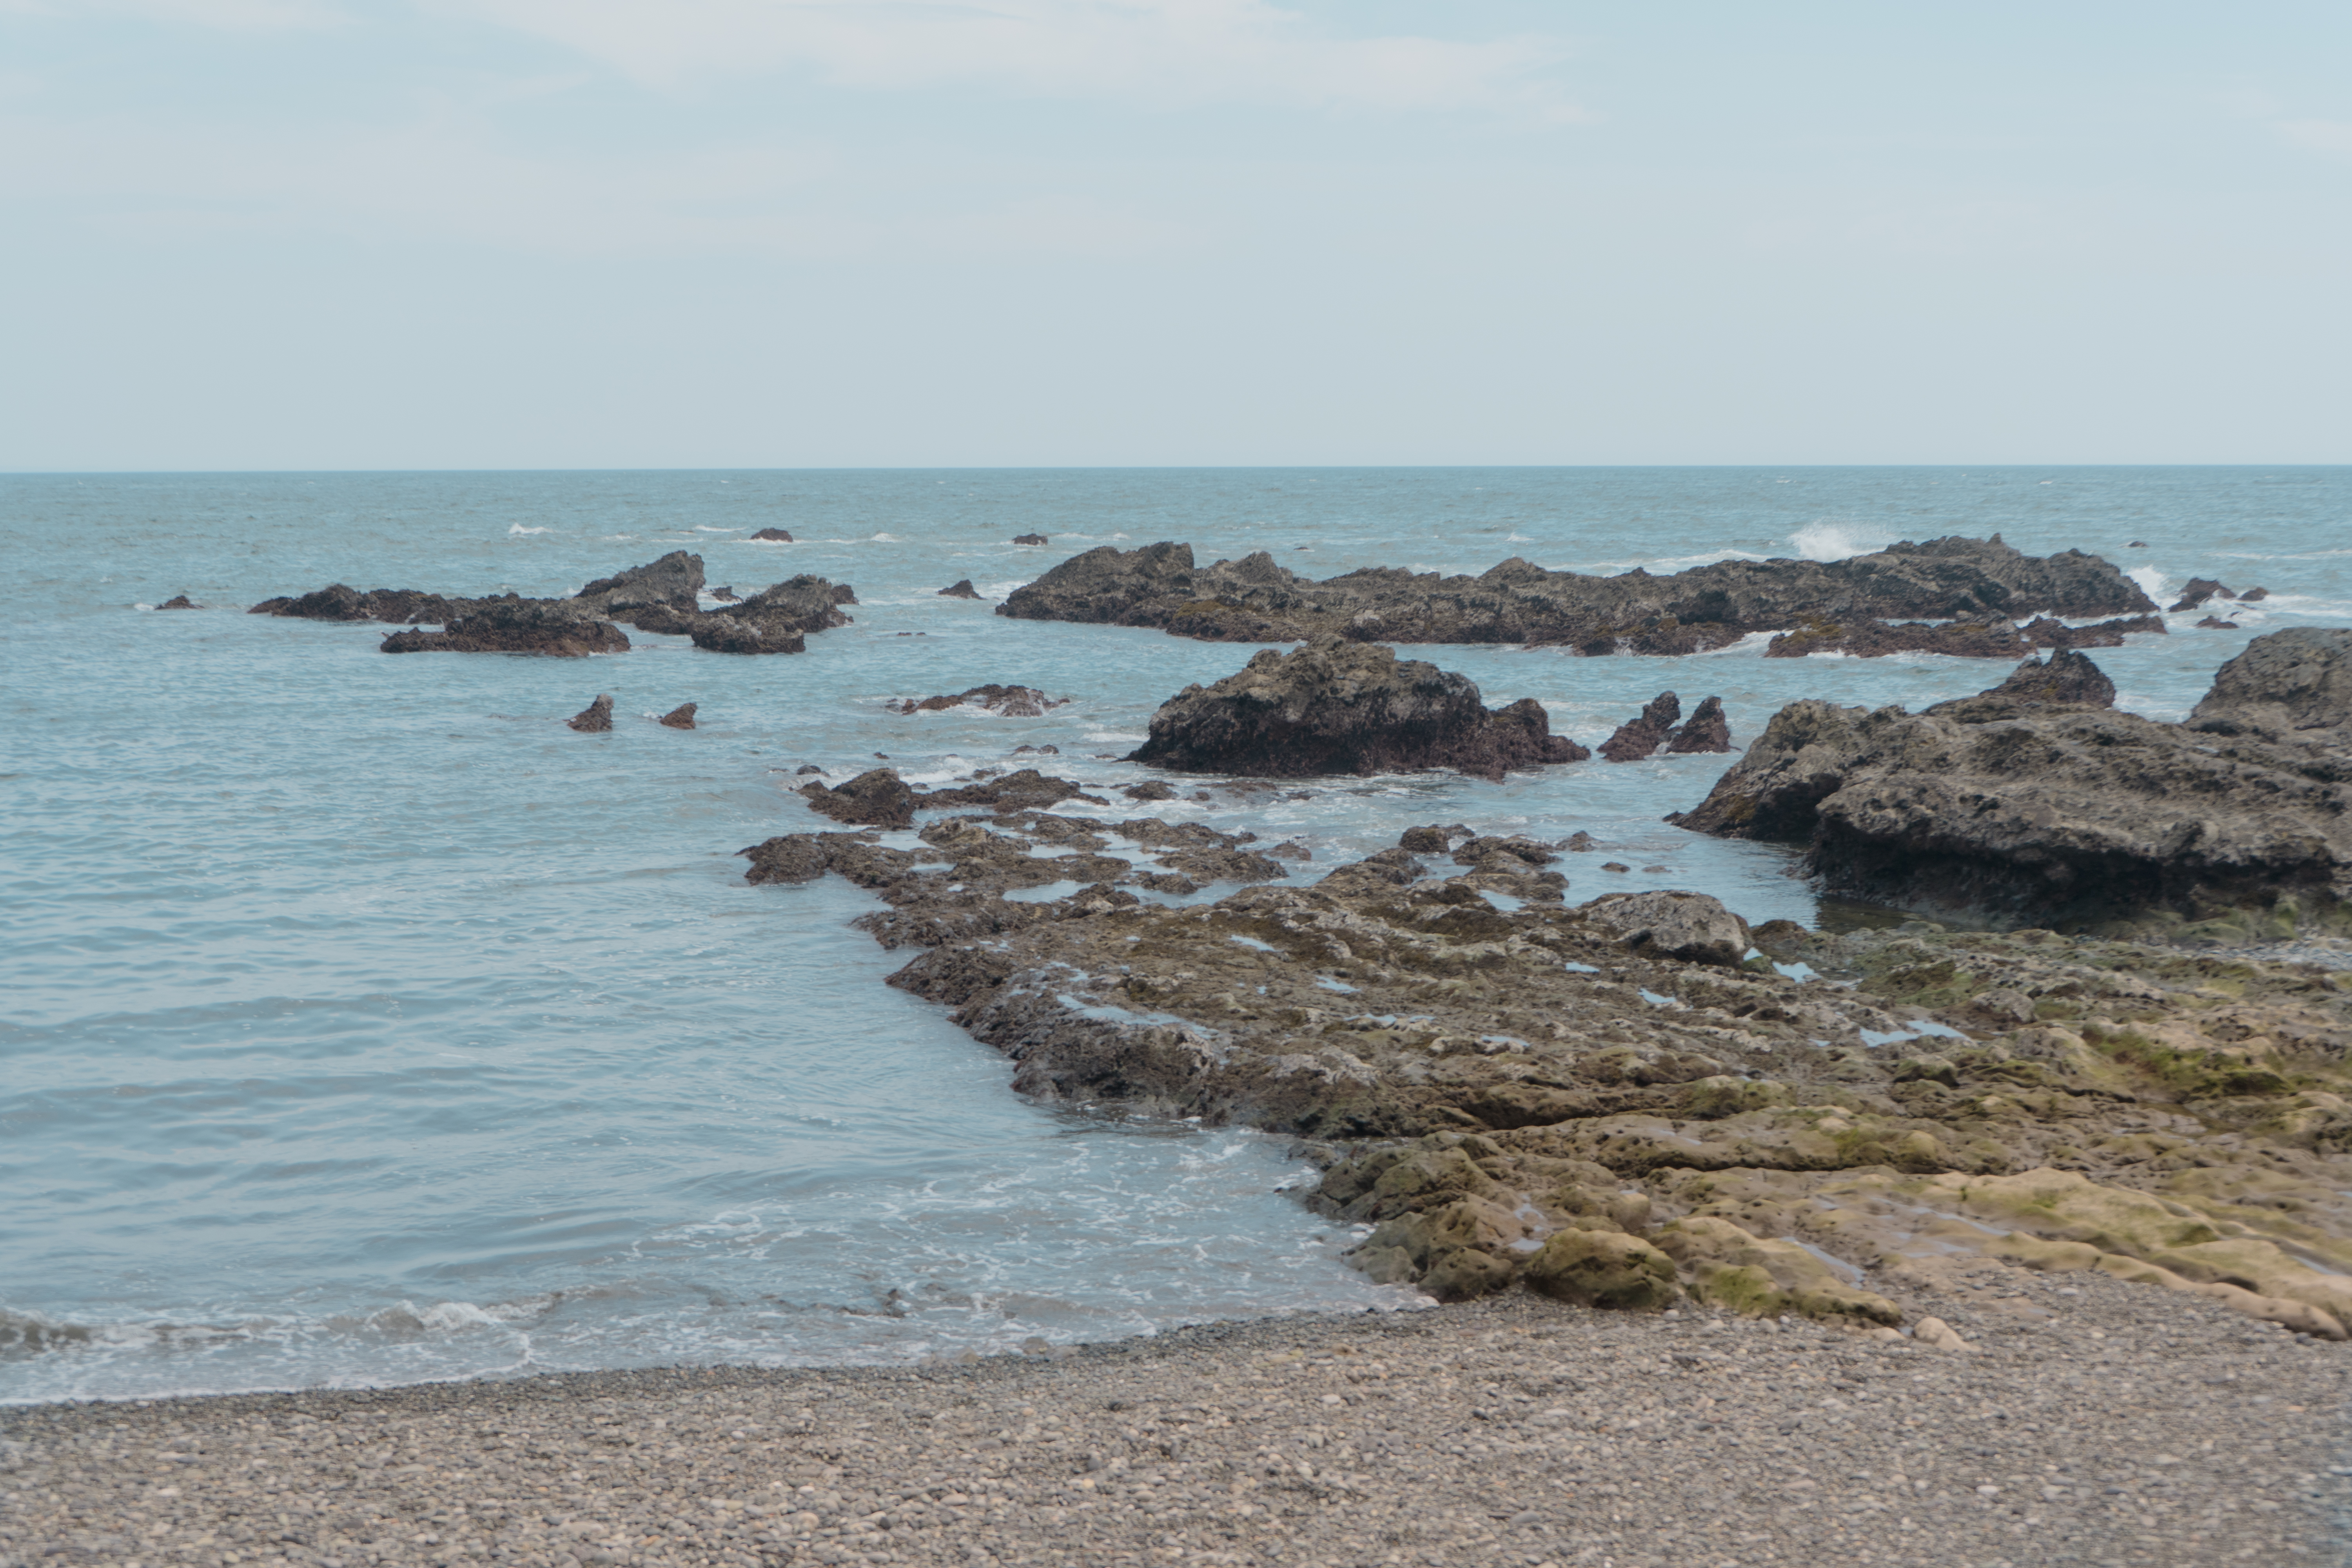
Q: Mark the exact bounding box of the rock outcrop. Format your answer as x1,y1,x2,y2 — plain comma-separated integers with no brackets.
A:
938,579,982,599
381,603,632,657
2187,628,2352,753
660,702,697,730
737,807,2352,1330
252,583,475,622
1666,695,1733,753
890,685,1066,717
156,595,196,610
1670,640,2352,933
1013,533,1049,546
573,550,702,621
998,535,2156,652
567,695,614,732
2169,578,2234,613
1125,636,1587,780
1599,693,1681,761
1766,618,2028,660
2021,613,2166,650
750,527,794,542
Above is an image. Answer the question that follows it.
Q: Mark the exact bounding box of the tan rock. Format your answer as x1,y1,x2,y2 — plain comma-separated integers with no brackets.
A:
1523,1230,1681,1311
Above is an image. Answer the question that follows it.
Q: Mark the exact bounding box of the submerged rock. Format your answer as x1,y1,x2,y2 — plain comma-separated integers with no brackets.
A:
566,694,614,732
890,684,1066,717
999,535,2155,651
1012,532,1049,545
800,768,918,828
1125,636,1586,781
381,603,630,657
2021,612,2166,649
750,527,794,541
156,594,197,610
938,579,982,599
1670,638,2352,930
659,702,698,730
2169,577,2235,613
1765,618,2027,660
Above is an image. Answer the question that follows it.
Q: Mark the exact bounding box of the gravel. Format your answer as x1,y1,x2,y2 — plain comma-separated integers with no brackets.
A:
5,1262,2345,1568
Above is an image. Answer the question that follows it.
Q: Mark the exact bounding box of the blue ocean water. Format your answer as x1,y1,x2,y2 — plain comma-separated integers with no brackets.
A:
4,466,2347,1404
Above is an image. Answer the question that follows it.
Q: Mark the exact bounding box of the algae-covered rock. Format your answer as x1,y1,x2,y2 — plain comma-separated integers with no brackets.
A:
1652,1215,1902,1325
1524,1230,1681,1310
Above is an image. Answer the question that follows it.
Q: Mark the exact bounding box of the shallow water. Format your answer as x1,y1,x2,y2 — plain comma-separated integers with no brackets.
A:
4,466,2346,1402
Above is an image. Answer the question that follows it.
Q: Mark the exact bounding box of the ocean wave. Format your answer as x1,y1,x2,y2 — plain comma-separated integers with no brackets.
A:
1787,521,1891,562
2127,565,2169,601
507,524,550,536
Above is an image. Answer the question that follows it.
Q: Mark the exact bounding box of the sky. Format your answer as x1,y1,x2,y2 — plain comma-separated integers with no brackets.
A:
2,1,2348,470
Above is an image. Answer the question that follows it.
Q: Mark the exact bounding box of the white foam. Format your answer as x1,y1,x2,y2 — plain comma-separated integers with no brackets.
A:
2127,565,2169,601
506,524,550,536
1787,521,1890,562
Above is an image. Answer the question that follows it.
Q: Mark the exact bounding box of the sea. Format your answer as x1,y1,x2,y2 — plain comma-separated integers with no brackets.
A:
4,466,2347,1405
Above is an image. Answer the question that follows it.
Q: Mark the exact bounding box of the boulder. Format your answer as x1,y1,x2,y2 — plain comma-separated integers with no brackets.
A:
1012,532,1049,545
801,768,916,828
1580,890,1752,966
1599,693,1679,761
998,534,2155,650
1124,635,1586,781
750,527,794,541
1523,1230,1682,1310
572,550,703,621
155,594,196,610
659,702,698,730
381,603,630,657
567,695,614,732
1670,638,2352,927
938,579,983,599
1663,694,1732,753
2189,629,2352,752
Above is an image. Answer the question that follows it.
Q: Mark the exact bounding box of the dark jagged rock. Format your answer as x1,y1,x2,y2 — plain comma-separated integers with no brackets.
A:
795,764,826,775
2189,628,2352,752
801,768,918,828
252,583,471,622
998,535,2155,652
2021,613,2166,650
567,695,614,732
1398,825,1450,853
1124,780,1177,801
1927,649,2116,719
688,617,807,655
380,603,630,657
1663,695,1733,754
1599,693,1681,762
1765,618,2027,660
1012,532,1049,546
890,684,1066,717
1125,636,1586,781
750,527,794,542
2241,586,2271,603
1561,831,1597,851
938,579,982,599
1450,836,1558,869
2169,578,2235,613
1670,635,2352,931
710,586,740,602
918,769,1103,811
830,584,858,605
659,702,698,730
1012,743,1059,756
2197,616,2241,630
156,595,196,610
574,550,702,621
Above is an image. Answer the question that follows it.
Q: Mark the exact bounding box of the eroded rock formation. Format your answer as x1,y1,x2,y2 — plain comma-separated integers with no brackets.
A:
890,685,1066,717
381,603,632,657
1670,639,2352,933
998,535,2156,652
660,702,697,730
1126,637,1586,780
566,695,614,731
938,579,982,599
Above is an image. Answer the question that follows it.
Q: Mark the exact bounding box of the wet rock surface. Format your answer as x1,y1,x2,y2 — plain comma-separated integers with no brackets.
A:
381,603,632,657
891,685,1067,717
1672,640,2352,932
937,579,982,599
1599,693,1681,761
740,786,2352,1346
155,594,196,610
659,702,698,730
1126,636,1586,781
572,550,704,621
566,695,614,732
998,535,2155,652
7,1281,2339,1568
2188,627,2352,754
1765,618,2029,660
2022,612,2168,650
750,526,794,541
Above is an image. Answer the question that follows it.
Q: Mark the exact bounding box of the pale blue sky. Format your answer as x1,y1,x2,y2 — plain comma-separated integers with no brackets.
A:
3,2,2348,469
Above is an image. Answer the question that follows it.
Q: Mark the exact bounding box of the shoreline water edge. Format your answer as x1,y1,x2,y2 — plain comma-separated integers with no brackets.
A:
9,489,2352,1563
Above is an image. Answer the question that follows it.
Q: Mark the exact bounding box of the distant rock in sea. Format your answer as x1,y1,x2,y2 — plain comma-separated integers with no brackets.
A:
660,703,697,730
750,527,794,542
567,695,615,732
938,579,982,599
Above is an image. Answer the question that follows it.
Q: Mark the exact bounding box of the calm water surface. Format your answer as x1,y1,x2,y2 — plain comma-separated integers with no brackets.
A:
4,467,2347,1401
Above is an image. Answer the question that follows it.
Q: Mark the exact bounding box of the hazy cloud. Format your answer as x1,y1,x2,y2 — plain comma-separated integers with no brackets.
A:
3,0,344,28
2278,116,2352,162
441,0,1577,116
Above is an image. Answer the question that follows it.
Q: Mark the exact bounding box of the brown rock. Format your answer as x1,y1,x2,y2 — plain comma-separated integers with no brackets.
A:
381,603,631,657
1599,692,1680,761
1664,694,1733,754
659,702,697,730
891,685,1066,717
750,527,794,541
938,579,983,599
1013,533,1049,545
567,695,614,732
1524,1230,1682,1311
156,594,196,610
800,768,916,828
2169,577,2235,613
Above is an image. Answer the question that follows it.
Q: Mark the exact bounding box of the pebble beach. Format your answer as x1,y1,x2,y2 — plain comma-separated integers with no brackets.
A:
6,1257,2343,1568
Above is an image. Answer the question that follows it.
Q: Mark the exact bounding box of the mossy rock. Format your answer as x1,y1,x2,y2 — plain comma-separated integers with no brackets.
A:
1524,1230,1681,1311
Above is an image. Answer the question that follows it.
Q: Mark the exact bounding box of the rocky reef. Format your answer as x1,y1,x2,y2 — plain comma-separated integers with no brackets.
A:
1670,638,2352,935
381,603,631,657
890,684,1066,717
998,535,2156,652
1125,636,1587,781
740,800,2352,1336
253,553,855,657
